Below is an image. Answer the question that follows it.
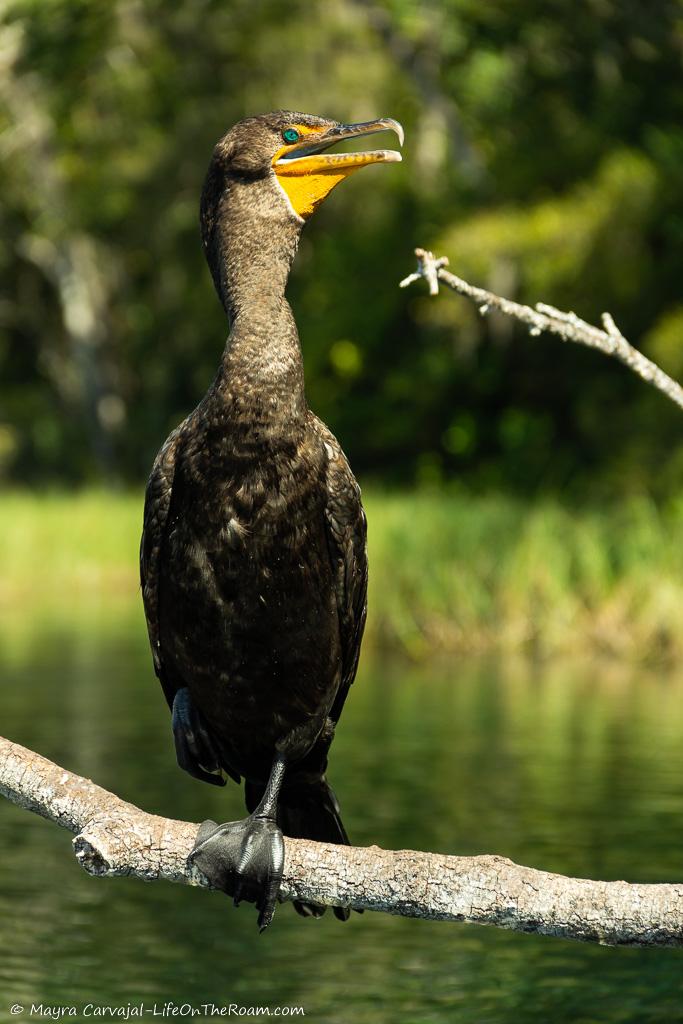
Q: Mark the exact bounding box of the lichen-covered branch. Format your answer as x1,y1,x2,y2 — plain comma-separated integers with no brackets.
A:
2,735,683,946
400,248,683,411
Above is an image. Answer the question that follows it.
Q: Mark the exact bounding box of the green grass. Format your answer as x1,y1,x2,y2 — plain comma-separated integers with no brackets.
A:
0,489,141,597
364,491,683,661
2,489,682,662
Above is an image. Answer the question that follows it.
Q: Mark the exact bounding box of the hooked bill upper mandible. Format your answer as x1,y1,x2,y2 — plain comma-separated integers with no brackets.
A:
330,118,404,147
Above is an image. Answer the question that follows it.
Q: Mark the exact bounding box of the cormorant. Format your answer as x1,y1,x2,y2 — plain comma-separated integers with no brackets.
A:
140,111,403,929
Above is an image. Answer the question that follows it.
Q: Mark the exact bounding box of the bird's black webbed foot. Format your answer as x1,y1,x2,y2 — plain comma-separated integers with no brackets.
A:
172,687,226,787
190,752,288,930
189,813,285,931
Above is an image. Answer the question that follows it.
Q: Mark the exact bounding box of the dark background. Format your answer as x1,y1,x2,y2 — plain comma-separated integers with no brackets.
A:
2,0,682,498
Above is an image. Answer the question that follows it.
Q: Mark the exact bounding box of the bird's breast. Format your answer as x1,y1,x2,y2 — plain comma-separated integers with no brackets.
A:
157,426,341,764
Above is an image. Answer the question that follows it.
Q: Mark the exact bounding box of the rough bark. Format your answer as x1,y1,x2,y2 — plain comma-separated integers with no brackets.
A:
2,734,683,946
400,248,683,411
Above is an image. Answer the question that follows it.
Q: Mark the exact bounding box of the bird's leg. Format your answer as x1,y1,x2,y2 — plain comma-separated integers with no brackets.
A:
172,688,226,787
188,753,287,931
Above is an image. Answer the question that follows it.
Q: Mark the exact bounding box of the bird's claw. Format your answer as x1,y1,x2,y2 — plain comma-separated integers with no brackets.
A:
189,815,285,931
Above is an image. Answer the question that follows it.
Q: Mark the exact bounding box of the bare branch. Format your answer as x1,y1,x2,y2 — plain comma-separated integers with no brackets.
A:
400,248,683,411
2,734,683,945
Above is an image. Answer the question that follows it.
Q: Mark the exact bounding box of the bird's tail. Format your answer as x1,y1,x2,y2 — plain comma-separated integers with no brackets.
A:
245,773,353,921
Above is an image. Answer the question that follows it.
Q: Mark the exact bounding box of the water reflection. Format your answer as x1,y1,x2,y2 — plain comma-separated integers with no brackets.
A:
2,600,683,1021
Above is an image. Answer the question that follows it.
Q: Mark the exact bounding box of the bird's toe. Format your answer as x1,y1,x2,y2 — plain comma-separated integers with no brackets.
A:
189,814,284,930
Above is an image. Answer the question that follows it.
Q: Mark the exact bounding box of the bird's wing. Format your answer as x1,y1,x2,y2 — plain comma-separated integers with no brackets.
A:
313,416,368,725
140,424,183,709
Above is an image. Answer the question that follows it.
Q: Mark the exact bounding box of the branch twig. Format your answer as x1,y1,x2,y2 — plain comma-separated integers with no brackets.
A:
400,248,683,411
2,734,683,946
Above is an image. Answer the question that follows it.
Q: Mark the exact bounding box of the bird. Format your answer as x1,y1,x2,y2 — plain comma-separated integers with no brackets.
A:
140,111,403,930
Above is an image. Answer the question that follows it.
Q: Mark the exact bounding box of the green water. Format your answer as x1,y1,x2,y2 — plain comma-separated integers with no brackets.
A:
1,599,683,1023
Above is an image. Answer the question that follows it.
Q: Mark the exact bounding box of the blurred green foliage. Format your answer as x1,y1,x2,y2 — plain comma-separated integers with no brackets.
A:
3,489,682,661
1,0,682,495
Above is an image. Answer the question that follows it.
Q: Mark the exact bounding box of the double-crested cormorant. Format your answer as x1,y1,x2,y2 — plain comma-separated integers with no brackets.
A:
140,111,403,929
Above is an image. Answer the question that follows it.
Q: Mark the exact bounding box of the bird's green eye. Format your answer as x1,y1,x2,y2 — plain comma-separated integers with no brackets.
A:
283,128,300,144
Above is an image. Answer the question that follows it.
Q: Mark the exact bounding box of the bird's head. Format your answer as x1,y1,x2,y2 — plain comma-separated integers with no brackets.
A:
200,111,403,311
203,110,403,222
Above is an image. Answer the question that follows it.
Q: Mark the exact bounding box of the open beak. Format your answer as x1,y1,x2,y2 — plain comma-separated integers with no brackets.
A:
274,118,404,177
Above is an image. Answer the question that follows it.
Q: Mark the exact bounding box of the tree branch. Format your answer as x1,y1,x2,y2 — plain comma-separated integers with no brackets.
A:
2,734,683,946
400,248,683,411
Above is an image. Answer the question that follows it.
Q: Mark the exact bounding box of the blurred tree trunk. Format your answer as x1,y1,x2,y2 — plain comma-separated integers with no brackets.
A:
350,0,482,182
0,21,121,478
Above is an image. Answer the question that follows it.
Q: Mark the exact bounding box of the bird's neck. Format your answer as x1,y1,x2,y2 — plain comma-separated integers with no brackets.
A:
206,179,308,427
